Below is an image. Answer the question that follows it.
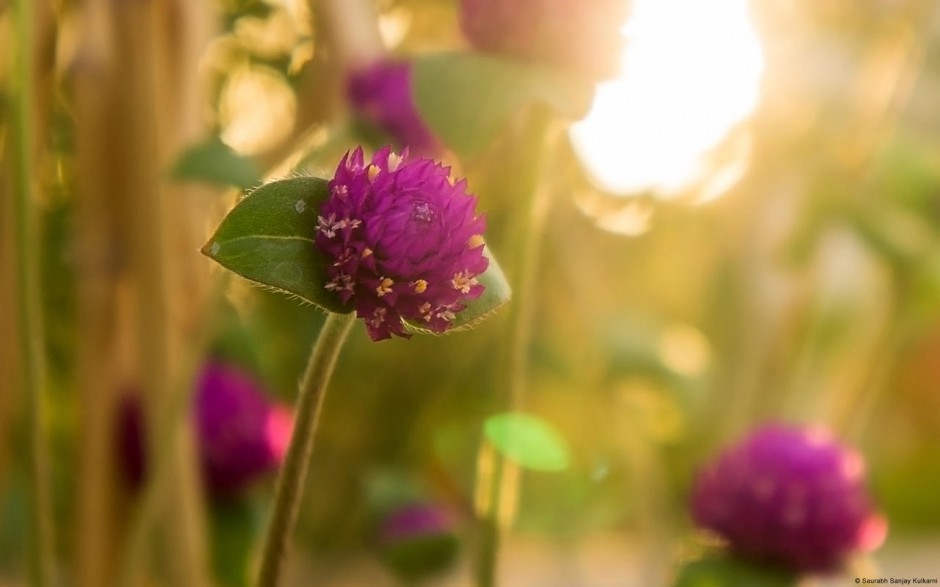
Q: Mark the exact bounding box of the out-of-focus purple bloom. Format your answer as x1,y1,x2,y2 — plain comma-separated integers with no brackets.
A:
347,60,441,156
690,423,887,575
196,361,292,495
316,146,488,341
459,0,628,81
377,502,459,581
379,502,456,545
118,361,293,497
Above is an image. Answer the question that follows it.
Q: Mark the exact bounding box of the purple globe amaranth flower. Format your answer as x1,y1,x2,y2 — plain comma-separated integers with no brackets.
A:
196,361,293,495
315,146,488,341
459,0,628,81
118,361,293,497
347,60,441,156
690,423,888,575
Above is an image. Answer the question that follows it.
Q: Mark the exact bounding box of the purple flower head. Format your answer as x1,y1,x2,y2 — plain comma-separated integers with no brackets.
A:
459,0,628,81
347,60,441,156
691,423,887,575
117,361,293,497
196,361,293,495
316,146,488,341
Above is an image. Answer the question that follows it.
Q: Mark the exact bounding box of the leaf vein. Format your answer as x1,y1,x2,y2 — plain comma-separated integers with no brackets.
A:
218,234,316,245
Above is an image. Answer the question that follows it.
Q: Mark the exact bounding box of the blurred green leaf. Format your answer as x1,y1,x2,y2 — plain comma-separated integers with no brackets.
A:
484,412,571,472
171,138,263,189
671,554,798,587
365,470,425,513
202,176,350,313
871,137,940,219
845,199,932,267
413,52,593,157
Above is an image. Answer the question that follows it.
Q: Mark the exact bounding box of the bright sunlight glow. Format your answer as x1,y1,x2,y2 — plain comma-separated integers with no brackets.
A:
571,0,765,198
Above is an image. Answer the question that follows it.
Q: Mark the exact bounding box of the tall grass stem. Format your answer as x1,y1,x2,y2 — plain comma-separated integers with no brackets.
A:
11,0,55,584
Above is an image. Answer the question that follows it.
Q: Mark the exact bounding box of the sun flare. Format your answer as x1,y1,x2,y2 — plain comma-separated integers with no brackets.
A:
571,0,765,198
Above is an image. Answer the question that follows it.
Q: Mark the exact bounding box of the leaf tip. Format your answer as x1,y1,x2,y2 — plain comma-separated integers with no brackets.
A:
201,240,221,258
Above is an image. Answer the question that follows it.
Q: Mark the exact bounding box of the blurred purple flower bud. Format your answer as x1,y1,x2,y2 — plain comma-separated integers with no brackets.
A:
691,423,887,575
316,146,488,341
347,59,441,156
117,361,293,497
377,502,459,581
379,502,456,544
459,0,629,80
196,361,293,495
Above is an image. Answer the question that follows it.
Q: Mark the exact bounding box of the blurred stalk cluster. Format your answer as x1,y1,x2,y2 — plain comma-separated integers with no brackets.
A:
2,0,940,586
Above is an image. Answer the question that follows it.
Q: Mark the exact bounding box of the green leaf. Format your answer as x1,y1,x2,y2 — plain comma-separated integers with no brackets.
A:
405,245,511,335
671,554,799,587
454,246,511,329
202,176,350,313
203,176,512,329
171,137,263,189
413,52,594,157
484,412,571,472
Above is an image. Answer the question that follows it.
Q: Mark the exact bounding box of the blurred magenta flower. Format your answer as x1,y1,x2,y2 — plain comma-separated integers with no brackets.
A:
316,146,488,341
458,0,628,80
379,502,455,543
377,502,459,581
690,423,887,574
119,360,293,496
346,59,441,156
197,361,292,495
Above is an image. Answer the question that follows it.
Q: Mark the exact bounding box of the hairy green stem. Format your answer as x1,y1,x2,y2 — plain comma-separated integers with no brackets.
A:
474,105,557,587
11,0,55,584
256,311,356,587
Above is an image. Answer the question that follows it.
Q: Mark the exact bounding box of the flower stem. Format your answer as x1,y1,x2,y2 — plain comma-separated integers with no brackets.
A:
256,311,356,587
10,0,55,584
474,105,558,587
472,441,506,587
